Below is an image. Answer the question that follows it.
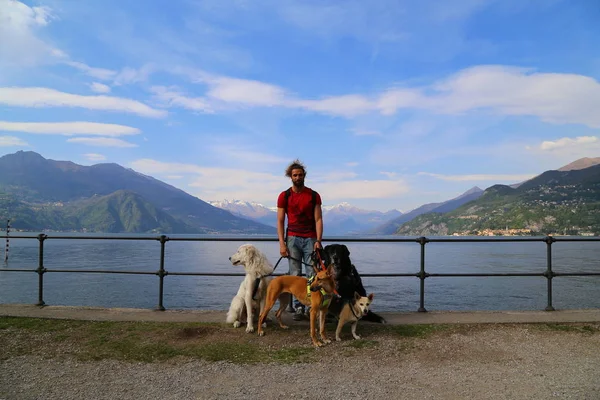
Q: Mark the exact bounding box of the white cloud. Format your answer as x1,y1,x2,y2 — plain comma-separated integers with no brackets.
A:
294,95,374,117
0,121,140,136
129,158,410,206
421,65,600,127
174,65,600,127
0,0,63,67
65,61,117,80
89,82,111,94
67,137,137,147
150,86,212,112
418,172,536,182
0,135,29,147
206,76,288,107
0,87,167,118
83,153,106,161
526,135,600,161
113,64,156,85
539,136,598,151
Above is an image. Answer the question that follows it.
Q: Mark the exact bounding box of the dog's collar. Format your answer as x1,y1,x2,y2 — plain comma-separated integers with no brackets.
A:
348,299,364,320
306,276,332,308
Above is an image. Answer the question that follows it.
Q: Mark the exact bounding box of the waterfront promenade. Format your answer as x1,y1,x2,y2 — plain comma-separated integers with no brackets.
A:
2,303,600,325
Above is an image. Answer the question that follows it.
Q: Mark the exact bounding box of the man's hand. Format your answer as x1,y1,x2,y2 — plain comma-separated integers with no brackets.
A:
279,242,289,257
314,241,322,250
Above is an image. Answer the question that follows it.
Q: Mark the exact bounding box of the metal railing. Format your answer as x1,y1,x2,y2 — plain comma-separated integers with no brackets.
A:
1,234,600,312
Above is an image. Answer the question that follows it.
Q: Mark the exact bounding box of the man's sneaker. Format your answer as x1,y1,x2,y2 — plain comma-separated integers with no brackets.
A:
293,308,304,321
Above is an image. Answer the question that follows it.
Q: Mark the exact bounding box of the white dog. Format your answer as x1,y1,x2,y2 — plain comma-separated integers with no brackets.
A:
227,244,274,333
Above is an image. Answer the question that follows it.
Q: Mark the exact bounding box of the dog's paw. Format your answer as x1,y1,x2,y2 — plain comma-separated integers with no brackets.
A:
233,321,241,328
258,331,265,337
335,337,342,342
281,324,289,330
322,338,331,344
352,334,361,340
245,326,255,333
313,341,324,347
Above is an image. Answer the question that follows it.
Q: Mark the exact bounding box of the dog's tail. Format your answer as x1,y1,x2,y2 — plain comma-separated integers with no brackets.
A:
361,310,387,324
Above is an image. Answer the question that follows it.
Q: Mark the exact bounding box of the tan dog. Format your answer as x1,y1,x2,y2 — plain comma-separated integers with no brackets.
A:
257,266,336,347
335,292,374,341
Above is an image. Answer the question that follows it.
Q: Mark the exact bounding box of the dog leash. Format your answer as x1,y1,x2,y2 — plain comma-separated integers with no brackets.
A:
250,251,329,300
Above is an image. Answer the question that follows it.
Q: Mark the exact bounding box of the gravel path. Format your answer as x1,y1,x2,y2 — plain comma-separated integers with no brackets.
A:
2,324,599,399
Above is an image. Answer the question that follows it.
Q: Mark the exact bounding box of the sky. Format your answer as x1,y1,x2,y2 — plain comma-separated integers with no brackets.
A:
1,0,600,213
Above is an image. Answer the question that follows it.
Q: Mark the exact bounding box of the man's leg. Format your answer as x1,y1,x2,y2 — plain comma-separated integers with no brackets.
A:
286,236,305,318
301,237,317,317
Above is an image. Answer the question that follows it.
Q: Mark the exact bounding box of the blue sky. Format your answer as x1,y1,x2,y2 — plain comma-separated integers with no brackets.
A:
1,0,599,212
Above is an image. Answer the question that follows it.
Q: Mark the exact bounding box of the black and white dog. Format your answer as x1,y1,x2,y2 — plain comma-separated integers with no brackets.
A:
313,244,386,324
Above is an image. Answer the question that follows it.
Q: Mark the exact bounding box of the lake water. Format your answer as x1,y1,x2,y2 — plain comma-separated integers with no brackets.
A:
1,235,599,312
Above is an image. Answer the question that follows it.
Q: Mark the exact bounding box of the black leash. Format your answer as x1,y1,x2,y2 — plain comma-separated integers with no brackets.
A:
250,251,323,300
251,255,286,300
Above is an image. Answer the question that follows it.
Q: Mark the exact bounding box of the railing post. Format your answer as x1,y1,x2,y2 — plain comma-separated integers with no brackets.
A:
544,235,556,311
156,235,169,311
417,236,429,312
36,233,47,306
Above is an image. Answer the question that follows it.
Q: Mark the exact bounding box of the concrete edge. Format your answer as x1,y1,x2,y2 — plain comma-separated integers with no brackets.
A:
1,304,600,325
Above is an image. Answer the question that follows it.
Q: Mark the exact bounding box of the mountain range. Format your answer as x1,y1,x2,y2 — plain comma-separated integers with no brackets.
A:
396,159,600,236
0,151,275,234
209,199,403,235
2,150,599,236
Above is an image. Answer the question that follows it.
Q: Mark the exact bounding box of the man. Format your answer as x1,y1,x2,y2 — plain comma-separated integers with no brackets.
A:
277,159,323,321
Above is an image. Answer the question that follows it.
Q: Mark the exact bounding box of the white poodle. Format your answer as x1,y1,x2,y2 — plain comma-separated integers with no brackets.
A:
227,244,274,333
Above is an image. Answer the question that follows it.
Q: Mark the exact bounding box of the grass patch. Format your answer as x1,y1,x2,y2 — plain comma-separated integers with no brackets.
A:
535,323,600,334
269,347,314,363
2,317,597,365
387,324,448,338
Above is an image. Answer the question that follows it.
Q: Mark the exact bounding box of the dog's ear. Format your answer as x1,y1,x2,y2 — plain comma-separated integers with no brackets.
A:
354,291,361,301
326,263,335,277
368,293,374,301
246,245,257,259
313,263,321,275
343,245,350,257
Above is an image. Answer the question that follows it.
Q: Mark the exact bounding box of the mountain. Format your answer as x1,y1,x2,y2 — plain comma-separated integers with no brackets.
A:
208,199,276,227
323,203,402,235
370,186,484,235
558,157,600,171
209,199,402,235
396,164,600,236
0,151,275,234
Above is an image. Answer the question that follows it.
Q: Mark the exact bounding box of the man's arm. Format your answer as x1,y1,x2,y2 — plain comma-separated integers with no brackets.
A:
277,207,288,257
314,203,323,249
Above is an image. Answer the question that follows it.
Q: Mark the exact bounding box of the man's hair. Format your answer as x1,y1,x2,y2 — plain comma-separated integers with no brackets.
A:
285,159,306,178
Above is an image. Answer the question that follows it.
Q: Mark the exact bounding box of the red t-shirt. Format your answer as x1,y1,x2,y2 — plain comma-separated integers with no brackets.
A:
277,187,322,238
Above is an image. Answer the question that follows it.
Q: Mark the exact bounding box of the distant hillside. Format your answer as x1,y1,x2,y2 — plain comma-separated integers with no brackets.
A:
323,203,402,235
558,157,600,171
0,151,275,234
396,164,600,236
371,187,483,235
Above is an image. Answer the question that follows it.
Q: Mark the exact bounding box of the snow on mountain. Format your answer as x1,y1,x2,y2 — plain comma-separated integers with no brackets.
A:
210,199,402,235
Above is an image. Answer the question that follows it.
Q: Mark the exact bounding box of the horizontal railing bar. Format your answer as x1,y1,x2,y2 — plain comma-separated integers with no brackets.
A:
0,268,37,272
2,234,600,243
427,273,543,277
45,269,157,275
554,272,600,276
167,272,283,276
2,270,599,278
